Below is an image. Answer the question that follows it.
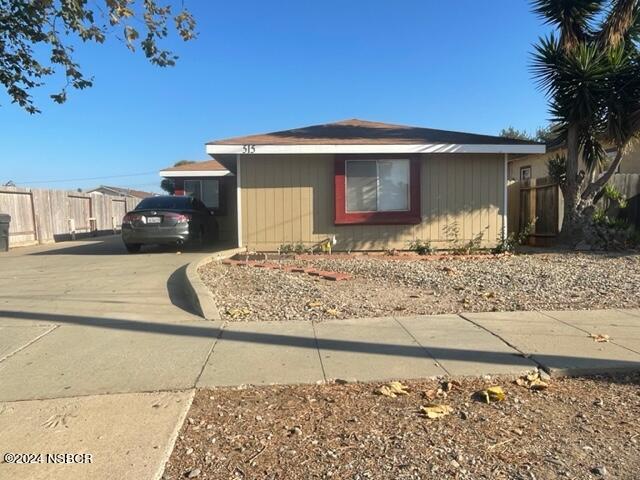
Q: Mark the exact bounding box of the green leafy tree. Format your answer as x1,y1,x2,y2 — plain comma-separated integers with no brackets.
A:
1,1,196,114
160,178,175,194
531,0,640,245
160,160,196,193
499,126,535,141
499,124,560,143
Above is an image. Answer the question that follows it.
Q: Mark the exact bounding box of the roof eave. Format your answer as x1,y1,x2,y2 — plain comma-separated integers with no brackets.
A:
206,144,546,155
159,170,233,178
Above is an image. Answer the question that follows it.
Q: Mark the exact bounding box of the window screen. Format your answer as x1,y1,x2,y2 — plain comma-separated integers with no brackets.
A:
346,159,410,212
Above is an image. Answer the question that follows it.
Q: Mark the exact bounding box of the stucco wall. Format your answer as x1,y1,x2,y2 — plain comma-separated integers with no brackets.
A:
509,142,640,180
239,153,506,251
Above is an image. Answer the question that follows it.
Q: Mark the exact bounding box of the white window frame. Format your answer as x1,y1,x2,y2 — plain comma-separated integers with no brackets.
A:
520,166,532,181
344,159,411,213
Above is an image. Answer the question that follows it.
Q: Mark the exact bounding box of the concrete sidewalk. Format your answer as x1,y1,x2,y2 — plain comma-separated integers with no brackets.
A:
197,309,640,387
1,237,640,479
2,308,639,401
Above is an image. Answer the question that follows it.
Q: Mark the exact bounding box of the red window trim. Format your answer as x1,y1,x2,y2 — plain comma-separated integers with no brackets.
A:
334,154,421,225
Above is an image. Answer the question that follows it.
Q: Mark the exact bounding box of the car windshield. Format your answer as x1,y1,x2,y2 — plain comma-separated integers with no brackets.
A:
135,196,192,210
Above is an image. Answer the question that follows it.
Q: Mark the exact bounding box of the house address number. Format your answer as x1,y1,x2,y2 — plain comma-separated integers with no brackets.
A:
242,144,256,154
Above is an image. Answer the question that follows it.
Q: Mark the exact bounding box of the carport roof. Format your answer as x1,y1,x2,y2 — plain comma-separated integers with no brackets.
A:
159,159,231,177
205,119,546,155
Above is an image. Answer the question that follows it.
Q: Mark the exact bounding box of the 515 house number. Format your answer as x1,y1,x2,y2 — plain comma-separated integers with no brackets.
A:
242,144,256,154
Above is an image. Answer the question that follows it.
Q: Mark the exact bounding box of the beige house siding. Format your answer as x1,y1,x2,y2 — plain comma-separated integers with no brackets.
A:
239,154,506,251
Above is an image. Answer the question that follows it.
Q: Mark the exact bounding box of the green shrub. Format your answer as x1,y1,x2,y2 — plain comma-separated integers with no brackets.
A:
444,222,486,255
602,184,628,209
278,243,294,254
492,219,536,254
407,239,433,255
279,242,308,254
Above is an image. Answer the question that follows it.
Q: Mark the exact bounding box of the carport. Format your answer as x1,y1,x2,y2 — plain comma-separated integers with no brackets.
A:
159,160,238,245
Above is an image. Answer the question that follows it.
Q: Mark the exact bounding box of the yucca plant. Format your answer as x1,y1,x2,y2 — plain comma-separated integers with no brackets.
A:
531,0,640,244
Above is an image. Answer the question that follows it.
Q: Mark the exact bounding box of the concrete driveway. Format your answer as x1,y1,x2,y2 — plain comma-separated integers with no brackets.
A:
0,236,222,479
0,234,205,324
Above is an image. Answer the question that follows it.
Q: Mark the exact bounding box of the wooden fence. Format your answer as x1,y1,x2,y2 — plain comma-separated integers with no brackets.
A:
0,186,140,248
508,173,640,246
508,176,560,246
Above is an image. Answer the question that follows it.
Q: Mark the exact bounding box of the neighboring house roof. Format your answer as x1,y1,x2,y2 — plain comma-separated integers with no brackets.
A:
206,118,546,155
159,159,232,178
88,185,157,199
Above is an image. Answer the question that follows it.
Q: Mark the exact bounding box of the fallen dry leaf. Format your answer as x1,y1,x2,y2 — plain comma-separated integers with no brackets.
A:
306,300,323,309
226,307,251,319
515,371,549,391
589,333,610,343
477,386,506,404
420,403,453,419
443,380,462,392
375,381,410,398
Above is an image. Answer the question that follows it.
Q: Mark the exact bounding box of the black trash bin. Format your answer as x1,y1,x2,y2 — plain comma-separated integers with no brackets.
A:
0,214,10,252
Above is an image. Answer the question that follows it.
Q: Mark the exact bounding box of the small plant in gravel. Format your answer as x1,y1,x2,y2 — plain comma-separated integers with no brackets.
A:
493,219,536,254
280,242,309,254
278,243,295,254
444,222,486,255
407,239,433,255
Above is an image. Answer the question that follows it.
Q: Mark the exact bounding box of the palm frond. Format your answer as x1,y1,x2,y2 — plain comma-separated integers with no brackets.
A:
602,47,640,144
580,131,607,171
531,0,605,49
531,33,564,96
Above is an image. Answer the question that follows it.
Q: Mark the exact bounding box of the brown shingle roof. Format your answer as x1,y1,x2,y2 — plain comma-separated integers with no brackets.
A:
161,159,227,172
207,119,544,146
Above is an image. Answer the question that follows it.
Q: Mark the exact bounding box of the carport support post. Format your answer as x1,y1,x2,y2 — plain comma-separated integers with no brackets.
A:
503,153,508,241
236,154,243,248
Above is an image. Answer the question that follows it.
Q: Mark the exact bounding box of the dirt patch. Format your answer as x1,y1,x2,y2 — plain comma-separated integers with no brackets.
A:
198,252,640,322
162,374,640,479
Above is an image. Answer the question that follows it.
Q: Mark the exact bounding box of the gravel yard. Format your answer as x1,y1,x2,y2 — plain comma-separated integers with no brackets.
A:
162,374,640,480
198,252,640,322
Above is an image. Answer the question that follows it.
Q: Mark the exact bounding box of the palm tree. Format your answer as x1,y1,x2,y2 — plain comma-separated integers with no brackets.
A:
531,0,640,245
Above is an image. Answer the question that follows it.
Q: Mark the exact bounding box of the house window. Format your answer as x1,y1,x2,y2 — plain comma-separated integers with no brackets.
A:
346,159,410,212
520,166,532,181
184,179,220,209
335,156,421,225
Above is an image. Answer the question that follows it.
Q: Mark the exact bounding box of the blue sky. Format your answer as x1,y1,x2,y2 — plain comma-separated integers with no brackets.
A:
1,1,551,192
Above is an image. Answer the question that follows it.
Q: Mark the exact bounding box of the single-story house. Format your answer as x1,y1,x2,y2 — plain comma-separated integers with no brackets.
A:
87,185,158,199
162,119,545,251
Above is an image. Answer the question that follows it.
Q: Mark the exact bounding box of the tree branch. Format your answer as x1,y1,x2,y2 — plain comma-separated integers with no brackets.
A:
581,147,624,201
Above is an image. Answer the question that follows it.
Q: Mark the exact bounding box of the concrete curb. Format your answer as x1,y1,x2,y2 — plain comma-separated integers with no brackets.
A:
184,247,244,320
154,389,195,480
